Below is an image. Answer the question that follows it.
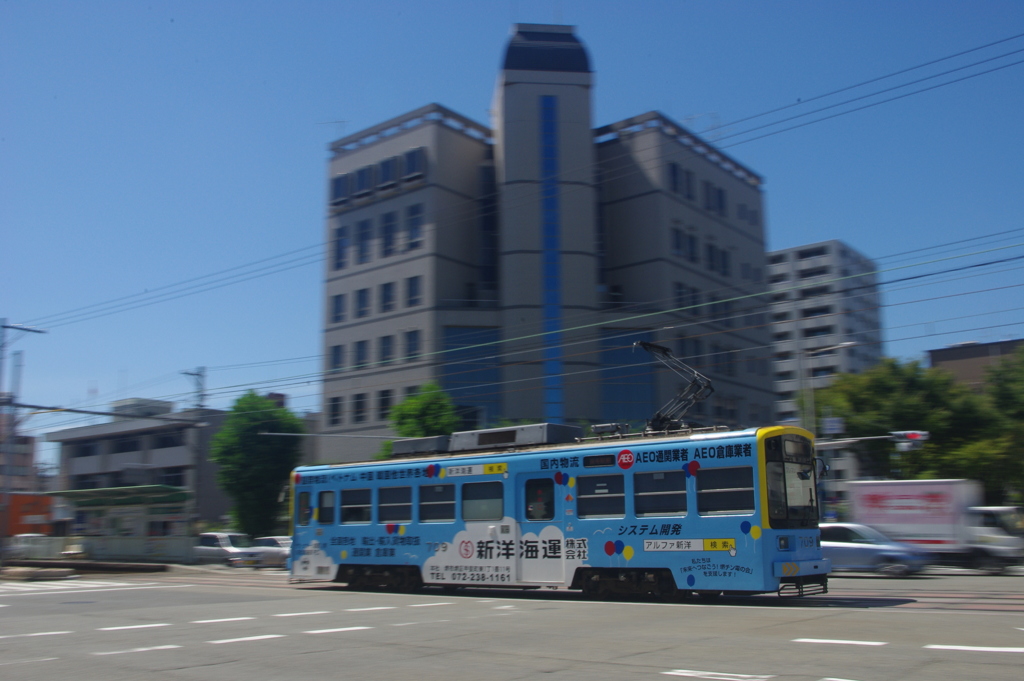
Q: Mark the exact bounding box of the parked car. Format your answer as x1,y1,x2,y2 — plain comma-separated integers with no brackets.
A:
253,536,291,567
1,533,46,560
194,532,254,565
820,522,932,577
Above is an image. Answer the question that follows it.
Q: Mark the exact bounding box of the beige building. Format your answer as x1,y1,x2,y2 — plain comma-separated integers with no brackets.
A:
321,24,774,462
929,339,1023,391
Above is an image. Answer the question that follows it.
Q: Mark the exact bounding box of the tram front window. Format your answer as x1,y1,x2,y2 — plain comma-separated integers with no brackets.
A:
765,434,819,528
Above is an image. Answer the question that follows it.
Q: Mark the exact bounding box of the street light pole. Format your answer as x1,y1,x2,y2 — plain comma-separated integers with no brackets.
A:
798,341,856,438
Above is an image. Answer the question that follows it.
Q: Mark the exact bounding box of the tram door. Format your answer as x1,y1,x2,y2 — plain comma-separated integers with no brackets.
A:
517,475,565,584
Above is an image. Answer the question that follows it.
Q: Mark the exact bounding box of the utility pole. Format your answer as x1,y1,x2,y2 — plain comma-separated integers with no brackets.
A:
180,367,206,536
0,319,46,566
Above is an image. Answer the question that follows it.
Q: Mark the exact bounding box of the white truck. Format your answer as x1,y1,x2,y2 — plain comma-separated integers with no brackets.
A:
846,479,1024,574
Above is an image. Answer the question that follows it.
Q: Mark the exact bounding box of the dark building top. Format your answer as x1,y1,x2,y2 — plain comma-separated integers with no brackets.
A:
503,24,590,73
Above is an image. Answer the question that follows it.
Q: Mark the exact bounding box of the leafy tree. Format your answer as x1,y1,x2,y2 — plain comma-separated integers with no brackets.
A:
210,392,304,536
814,358,999,480
377,382,459,458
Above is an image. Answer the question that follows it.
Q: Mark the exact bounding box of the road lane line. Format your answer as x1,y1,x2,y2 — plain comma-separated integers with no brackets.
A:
925,645,1024,653
273,611,330,617
190,617,256,623
304,626,373,634
792,638,888,646
345,606,395,611
0,657,59,666
0,584,195,597
408,602,453,607
0,631,73,640
98,623,172,631
92,645,181,656
208,634,286,644
662,671,776,680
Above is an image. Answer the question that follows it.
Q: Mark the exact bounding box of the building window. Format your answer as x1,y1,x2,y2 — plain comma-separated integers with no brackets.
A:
379,282,395,312
379,335,394,364
331,294,346,324
682,169,695,200
154,432,183,449
773,332,791,342
405,385,420,398
353,393,367,423
379,157,399,188
356,288,370,318
405,329,421,360
355,166,374,196
799,266,829,279
406,276,422,307
330,174,350,205
378,389,393,421
803,326,835,338
381,212,398,257
333,226,350,270
328,396,342,426
687,234,699,263
803,305,832,318
798,246,829,259
668,162,681,193
160,467,186,487
354,340,369,369
330,344,345,372
720,250,731,277
672,228,683,256
689,288,701,316
113,437,140,454
769,253,788,264
673,282,685,310
357,219,373,264
403,147,426,179
772,311,790,322
811,366,837,378
405,204,423,250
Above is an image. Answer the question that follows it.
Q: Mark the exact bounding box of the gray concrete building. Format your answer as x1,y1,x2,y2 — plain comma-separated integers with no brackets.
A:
321,24,774,462
767,239,883,426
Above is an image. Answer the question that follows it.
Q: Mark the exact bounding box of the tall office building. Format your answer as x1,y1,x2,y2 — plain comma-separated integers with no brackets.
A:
767,239,883,425
322,24,774,462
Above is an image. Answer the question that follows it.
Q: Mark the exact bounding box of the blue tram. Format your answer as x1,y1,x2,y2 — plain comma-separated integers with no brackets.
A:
290,423,831,598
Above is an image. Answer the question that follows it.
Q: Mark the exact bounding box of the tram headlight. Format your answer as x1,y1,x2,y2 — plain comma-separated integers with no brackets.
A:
778,536,791,551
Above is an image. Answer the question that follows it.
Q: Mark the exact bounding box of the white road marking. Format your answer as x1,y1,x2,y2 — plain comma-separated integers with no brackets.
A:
304,626,373,634
98,623,172,631
493,605,516,609
190,617,255,624
92,645,181,656
820,678,862,681
792,638,888,646
0,657,58,666
408,602,453,607
0,631,73,640
208,634,286,644
345,606,395,611
273,611,330,617
925,645,1024,653
0,584,194,597
662,671,775,680
392,620,448,626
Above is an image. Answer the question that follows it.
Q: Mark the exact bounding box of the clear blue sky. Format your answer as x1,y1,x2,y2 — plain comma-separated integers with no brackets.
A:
3,1,1023,463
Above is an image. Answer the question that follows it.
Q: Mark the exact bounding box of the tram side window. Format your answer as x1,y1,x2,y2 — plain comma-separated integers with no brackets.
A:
297,491,312,526
341,488,372,524
318,490,336,524
526,479,555,521
634,470,687,517
379,486,412,522
697,466,755,515
420,483,455,522
577,474,625,519
463,481,504,521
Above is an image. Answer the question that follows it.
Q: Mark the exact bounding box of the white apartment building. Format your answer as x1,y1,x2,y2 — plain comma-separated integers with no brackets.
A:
321,24,775,462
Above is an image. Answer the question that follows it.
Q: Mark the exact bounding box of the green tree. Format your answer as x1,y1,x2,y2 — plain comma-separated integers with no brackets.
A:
210,392,304,536
815,358,998,479
377,382,459,458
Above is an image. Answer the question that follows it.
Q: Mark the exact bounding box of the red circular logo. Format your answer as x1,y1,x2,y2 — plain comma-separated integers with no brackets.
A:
459,540,474,559
617,449,635,470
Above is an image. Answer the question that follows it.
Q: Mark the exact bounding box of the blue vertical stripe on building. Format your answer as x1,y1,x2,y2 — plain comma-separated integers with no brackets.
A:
539,95,563,422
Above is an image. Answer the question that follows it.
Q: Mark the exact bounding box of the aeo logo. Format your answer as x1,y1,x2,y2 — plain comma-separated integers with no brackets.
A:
617,449,635,469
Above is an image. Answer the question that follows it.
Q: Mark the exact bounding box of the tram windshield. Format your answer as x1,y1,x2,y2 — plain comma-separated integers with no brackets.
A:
765,434,818,528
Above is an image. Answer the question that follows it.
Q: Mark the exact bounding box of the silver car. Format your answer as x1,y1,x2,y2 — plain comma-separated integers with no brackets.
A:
820,523,932,577
194,532,253,565
252,536,291,568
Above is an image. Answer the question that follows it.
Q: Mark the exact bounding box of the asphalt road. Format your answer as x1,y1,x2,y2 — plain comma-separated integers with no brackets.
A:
1,567,1022,681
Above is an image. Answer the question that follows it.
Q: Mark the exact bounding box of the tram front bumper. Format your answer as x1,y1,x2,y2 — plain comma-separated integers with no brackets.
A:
773,558,831,578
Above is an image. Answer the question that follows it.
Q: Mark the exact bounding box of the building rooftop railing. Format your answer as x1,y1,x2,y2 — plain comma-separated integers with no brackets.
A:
329,103,493,157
